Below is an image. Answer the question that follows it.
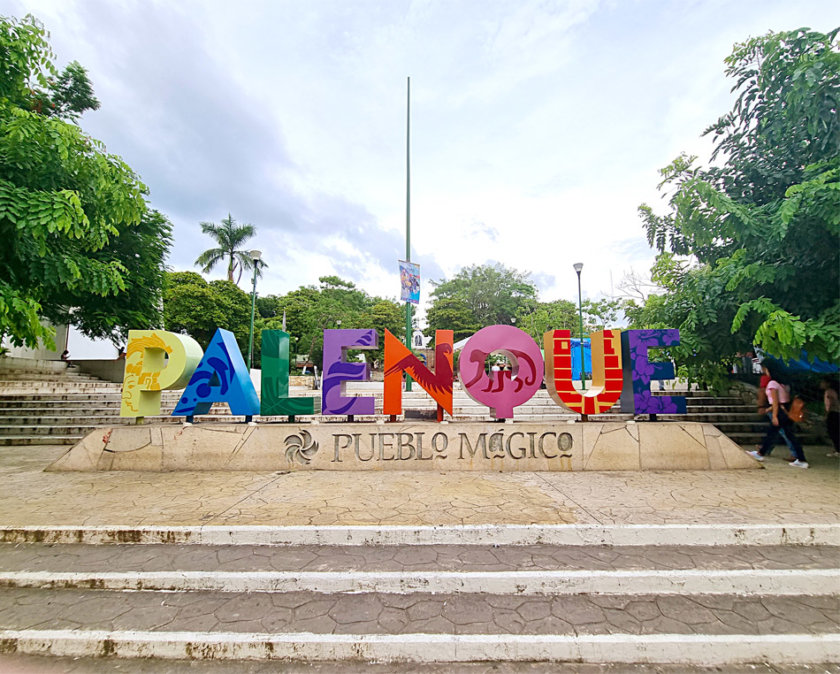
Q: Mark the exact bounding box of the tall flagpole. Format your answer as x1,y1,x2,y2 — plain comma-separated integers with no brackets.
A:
405,76,413,391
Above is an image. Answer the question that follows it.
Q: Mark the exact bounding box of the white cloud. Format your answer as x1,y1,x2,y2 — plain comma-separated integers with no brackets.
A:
10,0,839,321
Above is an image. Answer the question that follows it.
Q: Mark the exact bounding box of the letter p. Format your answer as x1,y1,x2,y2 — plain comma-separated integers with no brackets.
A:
120,330,203,417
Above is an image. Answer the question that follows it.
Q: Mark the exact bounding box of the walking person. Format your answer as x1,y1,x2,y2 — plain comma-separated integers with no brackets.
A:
756,369,795,461
747,363,808,468
821,376,840,457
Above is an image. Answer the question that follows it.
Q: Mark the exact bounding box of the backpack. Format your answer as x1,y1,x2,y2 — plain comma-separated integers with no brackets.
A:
788,396,806,423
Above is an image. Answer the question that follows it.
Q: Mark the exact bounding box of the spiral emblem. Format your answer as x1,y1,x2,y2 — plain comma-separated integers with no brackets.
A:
284,430,319,465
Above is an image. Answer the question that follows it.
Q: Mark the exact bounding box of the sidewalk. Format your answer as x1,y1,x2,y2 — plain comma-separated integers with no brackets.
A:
1,443,837,530
0,442,838,670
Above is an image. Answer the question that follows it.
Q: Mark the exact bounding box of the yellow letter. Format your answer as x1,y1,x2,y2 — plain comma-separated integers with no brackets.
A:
120,330,203,417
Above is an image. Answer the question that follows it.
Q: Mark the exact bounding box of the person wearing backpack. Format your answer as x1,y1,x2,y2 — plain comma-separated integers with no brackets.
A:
747,363,808,468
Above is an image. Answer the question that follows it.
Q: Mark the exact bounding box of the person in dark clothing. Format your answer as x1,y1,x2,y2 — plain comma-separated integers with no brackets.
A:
821,376,840,457
747,363,808,468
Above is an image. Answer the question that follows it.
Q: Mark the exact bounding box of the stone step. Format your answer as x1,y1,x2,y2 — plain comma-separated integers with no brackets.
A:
0,435,80,446
2,627,836,665
0,395,183,406
0,543,836,595
0,425,92,437
0,378,106,388
0,414,191,425
3,523,836,547
0,384,122,394
0,372,103,382
0,393,129,402
0,530,837,665
1,586,837,637
0,406,126,415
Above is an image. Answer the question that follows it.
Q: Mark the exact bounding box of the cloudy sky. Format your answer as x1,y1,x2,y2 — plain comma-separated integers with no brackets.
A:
10,0,840,315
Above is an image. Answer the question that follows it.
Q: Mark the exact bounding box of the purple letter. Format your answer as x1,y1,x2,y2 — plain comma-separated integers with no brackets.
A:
619,329,686,415
321,329,378,415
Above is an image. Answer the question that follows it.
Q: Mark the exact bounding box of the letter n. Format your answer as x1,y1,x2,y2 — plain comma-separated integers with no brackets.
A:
383,329,453,416
543,329,623,415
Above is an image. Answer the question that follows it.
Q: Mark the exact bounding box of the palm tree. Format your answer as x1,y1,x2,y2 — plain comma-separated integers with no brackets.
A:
194,214,261,284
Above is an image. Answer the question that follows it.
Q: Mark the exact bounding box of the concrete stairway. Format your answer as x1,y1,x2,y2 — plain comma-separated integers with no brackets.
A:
0,524,837,666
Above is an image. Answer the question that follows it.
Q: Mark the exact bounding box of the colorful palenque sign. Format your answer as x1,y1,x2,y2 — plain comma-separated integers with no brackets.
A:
119,326,686,421
399,260,420,305
544,329,623,415
383,329,454,415
120,330,203,417
458,325,545,419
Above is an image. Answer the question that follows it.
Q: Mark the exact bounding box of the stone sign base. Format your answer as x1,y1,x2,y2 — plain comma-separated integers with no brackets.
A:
48,421,758,472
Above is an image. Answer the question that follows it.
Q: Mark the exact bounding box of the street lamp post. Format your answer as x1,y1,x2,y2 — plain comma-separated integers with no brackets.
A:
246,250,262,371
573,262,586,391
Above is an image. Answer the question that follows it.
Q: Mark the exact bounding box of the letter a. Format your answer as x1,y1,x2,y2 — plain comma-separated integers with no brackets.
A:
172,328,260,417
543,329,623,415
383,329,453,417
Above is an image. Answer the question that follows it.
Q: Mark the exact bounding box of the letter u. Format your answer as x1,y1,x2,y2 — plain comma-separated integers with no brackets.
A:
543,329,623,415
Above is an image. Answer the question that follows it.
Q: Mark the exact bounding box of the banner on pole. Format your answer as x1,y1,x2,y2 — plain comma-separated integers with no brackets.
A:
399,260,420,305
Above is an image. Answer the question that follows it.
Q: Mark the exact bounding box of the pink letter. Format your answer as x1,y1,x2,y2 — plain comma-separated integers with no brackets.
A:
458,325,544,419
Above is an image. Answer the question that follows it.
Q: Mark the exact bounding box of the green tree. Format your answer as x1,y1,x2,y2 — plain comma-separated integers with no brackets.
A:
638,27,840,387
194,214,260,284
425,297,481,342
361,299,405,367
30,60,99,119
258,276,404,369
514,298,622,341
582,298,623,332
162,272,251,350
44,210,173,345
514,299,578,340
0,15,166,348
425,263,538,339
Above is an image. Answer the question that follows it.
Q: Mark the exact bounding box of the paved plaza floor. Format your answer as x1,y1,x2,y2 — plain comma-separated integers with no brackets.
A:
1,443,837,529
0,441,837,671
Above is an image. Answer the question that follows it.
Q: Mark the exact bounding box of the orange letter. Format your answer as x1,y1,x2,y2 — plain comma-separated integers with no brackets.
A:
383,329,453,417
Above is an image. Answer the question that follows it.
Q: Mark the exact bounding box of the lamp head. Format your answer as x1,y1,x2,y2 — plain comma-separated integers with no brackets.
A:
573,262,583,274
249,250,262,261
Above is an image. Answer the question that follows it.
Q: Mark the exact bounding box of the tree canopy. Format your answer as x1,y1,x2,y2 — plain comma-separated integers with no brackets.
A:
163,271,251,350
256,276,404,369
0,14,170,348
424,263,624,342
425,263,538,341
636,27,840,387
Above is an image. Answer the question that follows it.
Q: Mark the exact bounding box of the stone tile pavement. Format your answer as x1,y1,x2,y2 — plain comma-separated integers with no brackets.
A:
0,444,837,528
0,542,836,574
1,587,838,637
